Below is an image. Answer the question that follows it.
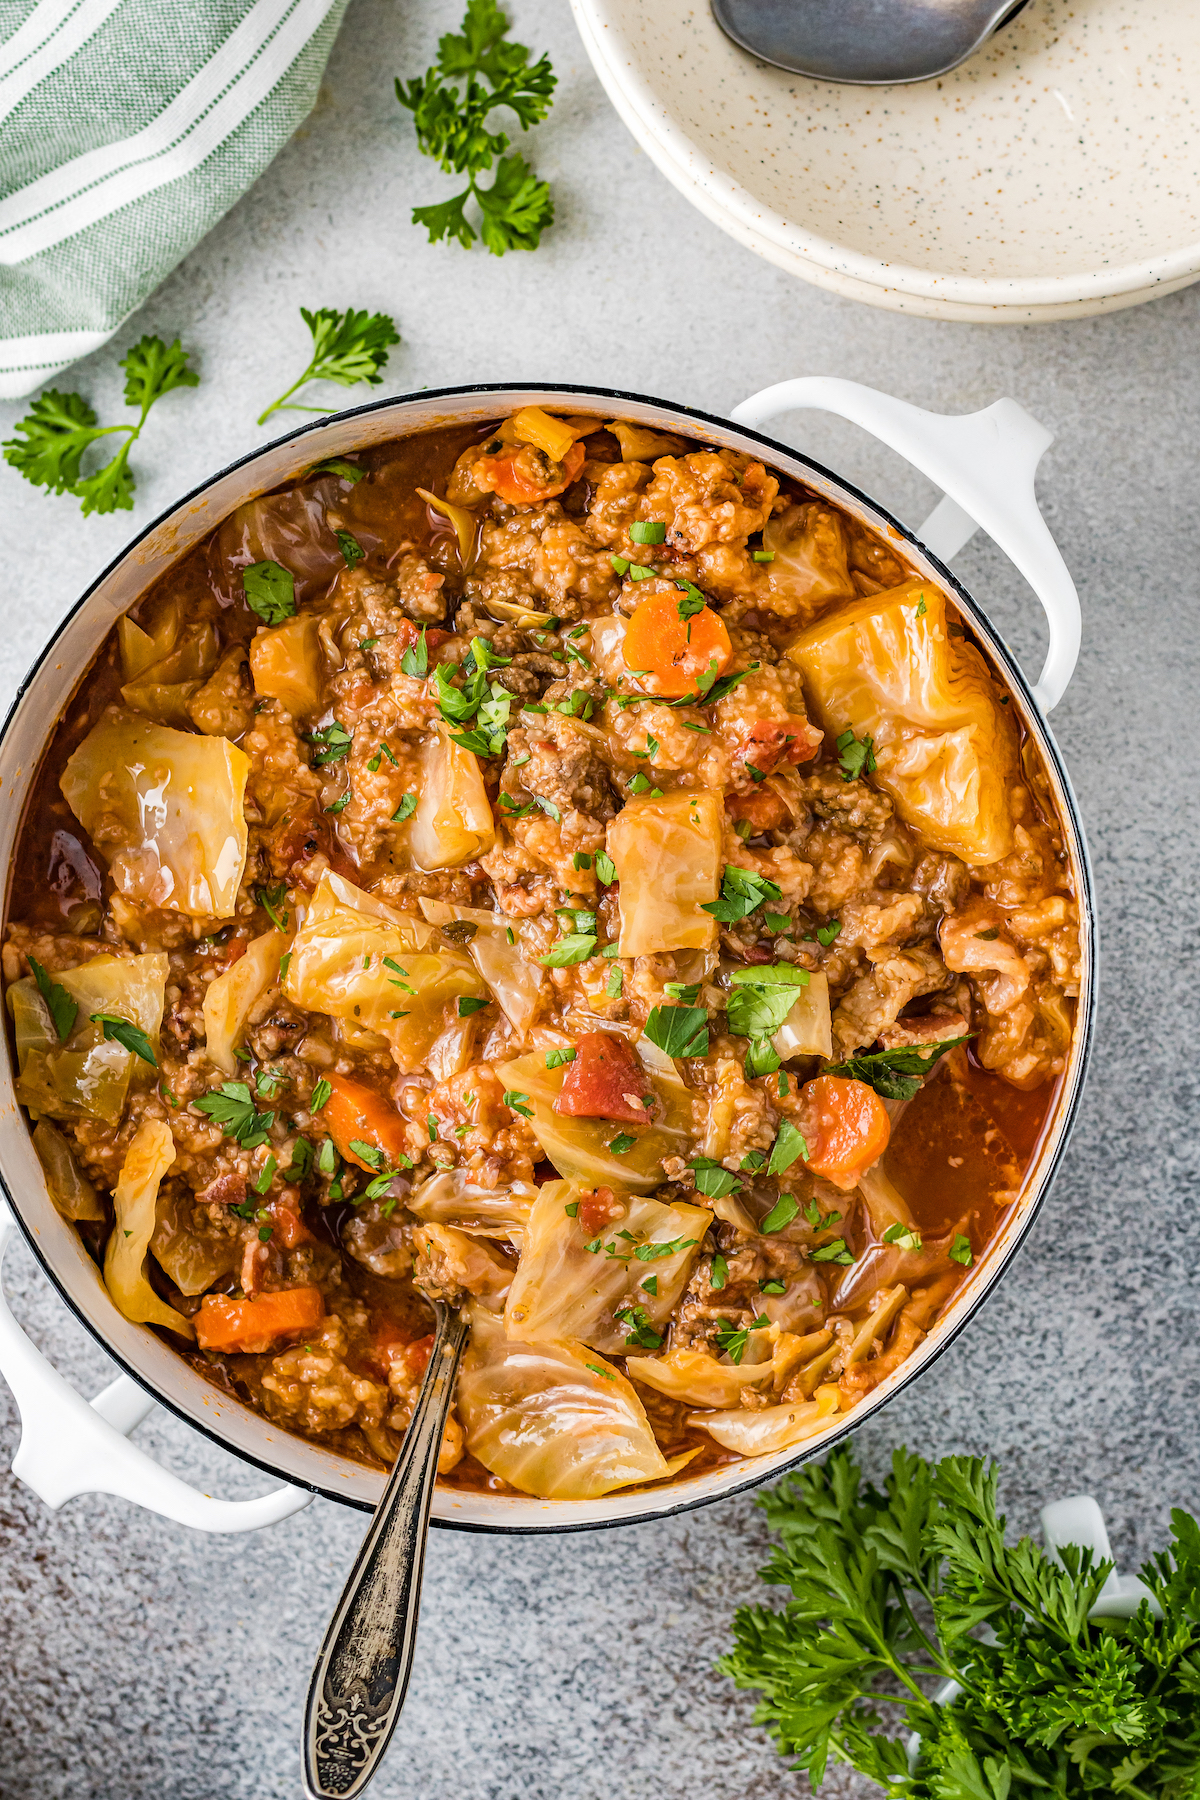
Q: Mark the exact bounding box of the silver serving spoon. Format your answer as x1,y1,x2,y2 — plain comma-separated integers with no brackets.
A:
302,1301,470,1800
711,0,1032,85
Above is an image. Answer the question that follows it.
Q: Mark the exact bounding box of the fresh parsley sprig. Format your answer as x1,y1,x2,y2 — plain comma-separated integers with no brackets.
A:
722,1444,1200,1799
826,1035,971,1102
3,335,198,515
257,307,400,427
396,0,557,255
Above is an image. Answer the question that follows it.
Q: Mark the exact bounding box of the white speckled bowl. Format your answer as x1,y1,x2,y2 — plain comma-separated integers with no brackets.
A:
570,0,1200,321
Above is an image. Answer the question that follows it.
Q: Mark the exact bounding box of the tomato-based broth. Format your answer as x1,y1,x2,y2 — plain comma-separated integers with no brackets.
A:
3,411,1077,1499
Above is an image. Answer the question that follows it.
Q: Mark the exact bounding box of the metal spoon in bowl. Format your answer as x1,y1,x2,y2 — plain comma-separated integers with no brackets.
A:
710,0,1031,85
302,1300,470,1800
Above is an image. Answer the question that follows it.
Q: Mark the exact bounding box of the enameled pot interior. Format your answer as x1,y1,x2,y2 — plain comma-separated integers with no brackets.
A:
0,386,1095,1530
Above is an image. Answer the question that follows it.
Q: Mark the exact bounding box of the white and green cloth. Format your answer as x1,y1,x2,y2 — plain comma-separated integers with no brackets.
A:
0,0,349,399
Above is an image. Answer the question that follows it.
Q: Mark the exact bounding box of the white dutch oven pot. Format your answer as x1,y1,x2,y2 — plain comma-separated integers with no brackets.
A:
0,380,1095,1535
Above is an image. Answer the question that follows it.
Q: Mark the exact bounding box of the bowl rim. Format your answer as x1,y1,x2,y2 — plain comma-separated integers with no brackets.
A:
569,0,1200,311
0,380,1097,1532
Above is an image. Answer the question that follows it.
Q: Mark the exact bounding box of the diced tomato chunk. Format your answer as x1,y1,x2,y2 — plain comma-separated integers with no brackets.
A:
195,1286,324,1355
269,1203,313,1248
802,1075,891,1190
364,1317,417,1381
745,715,823,775
577,1185,623,1233
224,936,248,967
727,788,790,832
554,1032,652,1124
401,1333,435,1382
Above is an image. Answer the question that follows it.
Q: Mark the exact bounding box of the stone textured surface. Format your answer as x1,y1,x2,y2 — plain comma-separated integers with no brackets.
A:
0,3,1196,1796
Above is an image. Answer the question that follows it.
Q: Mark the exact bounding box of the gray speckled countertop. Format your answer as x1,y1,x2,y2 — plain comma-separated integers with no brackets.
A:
0,4,1197,1796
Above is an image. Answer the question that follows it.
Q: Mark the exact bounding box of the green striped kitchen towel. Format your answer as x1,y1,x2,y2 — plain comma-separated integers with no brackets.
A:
0,0,350,399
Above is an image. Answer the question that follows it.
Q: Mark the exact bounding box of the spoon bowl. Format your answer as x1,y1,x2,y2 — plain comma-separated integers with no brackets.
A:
711,0,1030,84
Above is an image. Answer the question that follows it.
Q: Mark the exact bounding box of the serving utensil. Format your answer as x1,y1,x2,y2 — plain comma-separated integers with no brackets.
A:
302,1301,470,1799
710,0,1030,84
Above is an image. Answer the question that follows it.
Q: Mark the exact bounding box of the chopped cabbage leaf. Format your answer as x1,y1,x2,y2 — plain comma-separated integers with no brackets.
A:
408,1169,537,1241
773,969,833,1060
628,1340,791,1409
249,614,324,719
118,592,185,682
505,1181,711,1353
11,951,167,1124
607,789,723,956
151,1187,240,1295
418,897,544,1032
495,1049,694,1193
786,579,1018,865
209,477,351,607
410,722,496,871
32,1119,105,1222
457,1303,672,1499
285,870,484,1070
203,929,286,1074
104,1119,193,1336
762,501,856,619
689,1385,840,1455
60,711,250,917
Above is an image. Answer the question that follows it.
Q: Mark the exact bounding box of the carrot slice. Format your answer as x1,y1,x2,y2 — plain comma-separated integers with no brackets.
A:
623,591,733,698
803,1075,891,1189
324,1074,410,1172
474,439,585,505
195,1286,324,1354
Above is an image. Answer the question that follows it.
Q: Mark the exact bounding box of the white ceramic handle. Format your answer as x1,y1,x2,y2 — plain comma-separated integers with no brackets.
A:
0,1205,312,1533
1041,1494,1161,1619
731,377,1080,712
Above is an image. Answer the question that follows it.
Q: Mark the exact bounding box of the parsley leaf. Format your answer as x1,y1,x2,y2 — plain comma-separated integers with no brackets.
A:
503,1089,533,1118
3,335,198,516
810,1238,854,1264
643,1003,709,1059
714,1313,771,1365
836,727,877,782
253,880,289,931
401,627,429,678
27,956,77,1041
613,1304,663,1350
545,1046,577,1070
257,307,400,426
194,1081,274,1148
337,530,365,569
243,560,296,624
634,1234,697,1263
766,1121,808,1177
760,1192,799,1233
703,864,783,923
538,933,597,967
726,965,810,1040
686,1155,742,1200
393,794,418,822
90,1012,157,1067
825,1034,970,1101
950,1232,974,1266
397,1,556,255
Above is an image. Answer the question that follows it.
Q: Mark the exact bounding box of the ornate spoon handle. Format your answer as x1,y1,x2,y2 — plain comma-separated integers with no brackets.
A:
302,1303,470,1799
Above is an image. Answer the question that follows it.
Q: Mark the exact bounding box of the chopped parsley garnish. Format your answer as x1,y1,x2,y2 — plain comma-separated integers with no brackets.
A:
325,791,352,815
254,880,289,930
194,1081,274,1148
90,1012,157,1066
686,1155,742,1201
763,912,791,934
337,530,365,569
28,956,77,1041
663,980,701,1005
252,1155,277,1196
803,1198,841,1228
310,456,365,484
284,1138,314,1182
595,851,616,885
255,1067,284,1098
586,1362,616,1381
310,1079,332,1112
766,1121,809,1177
669,659,759,709
836,728,877,782
714,1313,771,1366
642,1003,709,1059
545,1046,577,1070
726,966,810,1054
741,1149,767,1173
317,1138,338,1176
539,933,598,967
825,1035,970,1101
677,591,706,623
950,1233,974,1266
366,742,398,773
703,864,783,923
816,920,842,947
607,1132,637,1154
882,1221,923,1251
243,560,295,624
760,1192,800,1234
629,520,666,545
457,995,490,1016
810,1238,855,1265
759,1278,786,1294
635,1234,698,1262
573,851,593,871
614,1304,663,1350
308,720,352,766
503,1089,533,1118
605,964,624,998
752,549,775,563
393,794,418,821
400,628,429,678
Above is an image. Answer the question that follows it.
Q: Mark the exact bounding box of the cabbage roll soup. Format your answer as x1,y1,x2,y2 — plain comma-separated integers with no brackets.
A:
3,409,1080,1499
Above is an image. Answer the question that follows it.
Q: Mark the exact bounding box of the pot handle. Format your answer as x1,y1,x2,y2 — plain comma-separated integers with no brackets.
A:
730,377,1080,713
1041,1494,1162,1620
0,1204,313,1533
